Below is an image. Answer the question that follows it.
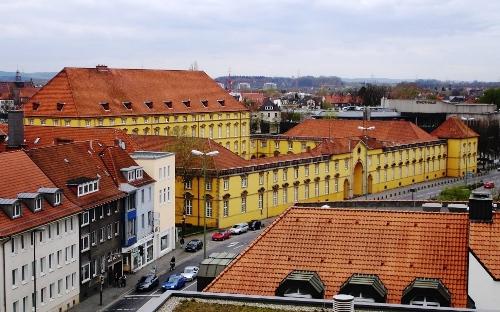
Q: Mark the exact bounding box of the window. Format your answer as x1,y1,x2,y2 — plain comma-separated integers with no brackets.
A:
100,228,105,242
58,279,62,295
21,264,27,282
81,263,90,283
325,162,330,173
13,301,18,312
205,179,212,191
184,180,192,190
35,197,42,211
283,169,288,181
81,234,89,252
41,287,46,303
66,275,70,291
49,253,53,270
288,141,293,150
241,196,247,213
325,180,330,194
141,214,145,228
114,222,120,236
185,198,192,215
40,257,46,274
259,173,264,185
107,224,112,239
272,190,278,206
12,268,18,286
223,199,229,217
315,164,319,175
344,159,349,170
57,250,62,266
77,180,99,197
304,184,310,199
223,178,229,190
81,211,90,226
90,231,96,246
335,178,339,192
90,209,95,222
106,206,111,216
294,185,299,202
13,202,21,218
241,175,248,188
205,200,212,217
304,165,309,176
335,160,339,171
294,167,299,179
275,141,280,149
315,181,320,197
258,193,263,209
49,283,54,299
273,170,278,182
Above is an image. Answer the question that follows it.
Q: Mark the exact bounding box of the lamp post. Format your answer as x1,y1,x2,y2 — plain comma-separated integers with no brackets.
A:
32,228,45,312
191,149,219,259
358,126,375,199
461,117,474,185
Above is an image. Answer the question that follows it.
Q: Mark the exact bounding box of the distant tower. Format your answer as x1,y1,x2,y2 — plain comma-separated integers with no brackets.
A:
226,68,233,92
15,69,21,82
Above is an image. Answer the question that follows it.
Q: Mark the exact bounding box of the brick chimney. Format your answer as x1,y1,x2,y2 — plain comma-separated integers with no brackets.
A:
7,110,24,148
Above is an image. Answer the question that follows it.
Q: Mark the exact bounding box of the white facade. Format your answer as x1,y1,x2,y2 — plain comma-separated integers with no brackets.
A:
468,252,500,310
131,152,176,259
0,215,80,312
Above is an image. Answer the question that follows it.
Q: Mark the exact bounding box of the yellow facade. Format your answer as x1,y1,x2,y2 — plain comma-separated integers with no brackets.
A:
445,137,478,177
25,112,252,157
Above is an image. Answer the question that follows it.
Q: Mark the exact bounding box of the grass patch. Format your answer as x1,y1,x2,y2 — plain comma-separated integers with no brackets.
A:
437,185,471,201
173,300,316,312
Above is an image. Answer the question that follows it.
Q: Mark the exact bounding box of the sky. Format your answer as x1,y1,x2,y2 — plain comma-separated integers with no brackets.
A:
1,0,500,81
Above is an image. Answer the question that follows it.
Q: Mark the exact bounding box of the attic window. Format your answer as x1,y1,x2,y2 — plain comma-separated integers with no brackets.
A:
144,101,153,109
182,100,191,107
77,180,100,197
201,99,209,107
56,102,65,111
35,197,42,211
13,202,21,218
402,278,451,307
276,270,325,299
100,102,110,111
340,274,387,303
54,191,61,205
32,102,40,111
217,99,225,106
122,101,132,110
136,168,143,179
164,100,173,109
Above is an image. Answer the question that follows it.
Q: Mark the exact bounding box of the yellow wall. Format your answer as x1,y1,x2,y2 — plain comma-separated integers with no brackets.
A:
25,111,252,158
446,138,478,177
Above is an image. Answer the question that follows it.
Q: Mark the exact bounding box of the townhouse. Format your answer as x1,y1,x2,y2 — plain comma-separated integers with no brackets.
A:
0,151,81,312
22,66,251,157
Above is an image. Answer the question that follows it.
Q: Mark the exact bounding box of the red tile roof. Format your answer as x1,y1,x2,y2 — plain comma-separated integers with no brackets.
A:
24,67,248,117
283,120,440,147
27,141,126,209
431,117,479,139
0,151,81,237
324,94,362,105
206,207,469,307
469,212,500,280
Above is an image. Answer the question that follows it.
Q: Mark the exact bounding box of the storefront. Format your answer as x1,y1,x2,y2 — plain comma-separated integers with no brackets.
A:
122,235,155,272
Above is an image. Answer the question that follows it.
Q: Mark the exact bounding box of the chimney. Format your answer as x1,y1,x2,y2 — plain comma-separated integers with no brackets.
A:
333,294,354,312
469,191,493,222
8,110,24,148
96,64,109,72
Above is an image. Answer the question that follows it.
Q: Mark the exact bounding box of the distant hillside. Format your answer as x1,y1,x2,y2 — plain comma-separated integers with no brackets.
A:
0,71,56,83
215,75,344,90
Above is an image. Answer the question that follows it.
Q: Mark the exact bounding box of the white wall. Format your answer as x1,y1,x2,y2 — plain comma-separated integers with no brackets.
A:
3,215,80,312
468,252,500,310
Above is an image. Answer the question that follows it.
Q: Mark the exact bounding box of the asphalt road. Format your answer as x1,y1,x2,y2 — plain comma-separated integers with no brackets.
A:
104,228,265,311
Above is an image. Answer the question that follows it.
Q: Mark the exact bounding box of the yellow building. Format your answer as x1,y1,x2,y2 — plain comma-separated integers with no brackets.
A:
22,65,251,156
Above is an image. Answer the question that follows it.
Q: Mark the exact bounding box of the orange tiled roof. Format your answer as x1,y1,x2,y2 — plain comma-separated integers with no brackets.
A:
0,151,81,237
205,207,469,307
283,119,440,147
469,212,500,279
24,67,248,117
27,141,126,209
431,117,479,139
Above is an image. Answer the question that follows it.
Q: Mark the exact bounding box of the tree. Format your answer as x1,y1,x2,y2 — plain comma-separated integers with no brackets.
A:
479,88,500,108
358,84,387,106
389,82,422,99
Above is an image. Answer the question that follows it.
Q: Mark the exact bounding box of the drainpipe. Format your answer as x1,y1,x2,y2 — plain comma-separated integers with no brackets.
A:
197,176,200,227
1,237,11,312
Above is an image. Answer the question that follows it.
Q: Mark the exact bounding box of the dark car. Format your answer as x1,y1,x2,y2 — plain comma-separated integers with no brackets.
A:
136,273,159,292
185,239,203,252
248,220,263,231
161,274,187,291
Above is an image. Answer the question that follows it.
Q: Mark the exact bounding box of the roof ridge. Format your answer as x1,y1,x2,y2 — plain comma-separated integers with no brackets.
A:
64,68,80,117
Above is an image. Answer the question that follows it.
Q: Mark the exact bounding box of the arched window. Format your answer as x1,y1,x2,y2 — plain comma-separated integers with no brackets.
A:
339,274,387,303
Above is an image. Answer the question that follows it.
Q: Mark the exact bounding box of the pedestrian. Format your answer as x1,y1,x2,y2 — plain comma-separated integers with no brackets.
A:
121,275,127,287
114,272,119,287
170,256,176,271
180,237,185,247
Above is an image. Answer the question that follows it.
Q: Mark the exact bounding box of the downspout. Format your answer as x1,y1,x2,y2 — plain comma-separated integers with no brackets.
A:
1,237,11,312
197,176,200,227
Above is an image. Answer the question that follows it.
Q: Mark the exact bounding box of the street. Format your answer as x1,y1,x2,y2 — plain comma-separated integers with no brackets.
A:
103,228,264,311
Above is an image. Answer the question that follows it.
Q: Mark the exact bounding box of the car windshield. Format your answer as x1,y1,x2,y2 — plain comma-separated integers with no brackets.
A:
184,267,195,273
232,225,240,228
140,275,154,283
168,276,180,282
188,241,197,245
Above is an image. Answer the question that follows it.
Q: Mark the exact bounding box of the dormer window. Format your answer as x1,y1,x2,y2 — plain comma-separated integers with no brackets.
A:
201,99,208,107
56,102,65,111
217,99,225,106
122,101,132,110
136,168,143,179
17,193,43,213
182,99,191,107
127,170,136,181
54,192,61,205
144,101,153,109
100,102,110,111
164,100,173,109
13,202,21,218
35,197,42,211
76,180,100,197
32,102,40,111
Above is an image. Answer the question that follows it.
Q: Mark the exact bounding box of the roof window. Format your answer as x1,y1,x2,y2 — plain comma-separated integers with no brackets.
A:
275,270,325,299
100,102,110,111
122,101,132,110
12,202,21,218
32,102,40,111
38,187,62,206
402,278,451,307
144,101,153,109
164,100,173,109
201,99,209,107
217,99,225,106
339,274,387,303
56,102,65,111
0,198,21,219
17,193,43,212
121,166,143,182
182,99,191,108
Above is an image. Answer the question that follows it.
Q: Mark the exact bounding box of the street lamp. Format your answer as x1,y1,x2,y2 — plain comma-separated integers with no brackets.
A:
32,227,45,312
358,126,375,199
191,149,219,259
461,117,475,185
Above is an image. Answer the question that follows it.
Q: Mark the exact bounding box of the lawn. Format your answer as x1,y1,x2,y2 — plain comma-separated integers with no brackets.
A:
172,299,322,312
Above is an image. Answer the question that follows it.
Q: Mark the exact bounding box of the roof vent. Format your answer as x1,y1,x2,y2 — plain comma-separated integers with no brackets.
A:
56,102,65,111
144,101,153,109
96,64,109,71
201,99,209,107
182,99,191,107
333,294,354,312
122,101,132,110
100,102,110,111
469,191,493,222
217,99,225,106
32,102,40,111
164,100,173,109
34,137,40,144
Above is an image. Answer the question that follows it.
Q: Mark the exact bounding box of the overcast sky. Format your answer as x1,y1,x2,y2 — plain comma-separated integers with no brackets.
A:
1,0,499,81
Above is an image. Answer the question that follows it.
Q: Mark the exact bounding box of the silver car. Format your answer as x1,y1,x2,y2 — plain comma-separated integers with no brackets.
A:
180,266,199,281
230,223,249,234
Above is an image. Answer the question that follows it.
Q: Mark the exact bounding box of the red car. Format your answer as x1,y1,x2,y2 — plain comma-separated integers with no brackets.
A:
484,181,495,189
211,230,231,241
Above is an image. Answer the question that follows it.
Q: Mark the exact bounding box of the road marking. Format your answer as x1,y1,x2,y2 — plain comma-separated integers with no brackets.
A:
227,242,240,248
124,294,161,298
182,280,197,291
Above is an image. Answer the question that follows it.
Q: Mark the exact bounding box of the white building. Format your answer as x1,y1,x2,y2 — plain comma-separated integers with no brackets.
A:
131,151,176,258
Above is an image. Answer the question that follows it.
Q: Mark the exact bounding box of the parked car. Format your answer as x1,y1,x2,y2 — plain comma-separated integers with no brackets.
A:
136,273,159,292
484,181,495,189
212,230,231,241
230,223,249,234
180,266,199,281
161,274,187,291
185,239,203,252
248,220,263,231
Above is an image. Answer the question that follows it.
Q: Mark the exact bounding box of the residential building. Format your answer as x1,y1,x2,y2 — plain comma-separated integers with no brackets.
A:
131,151,176,258
22,66,251,157
251,98,281,134
0,151,81,312
27,142,126,300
